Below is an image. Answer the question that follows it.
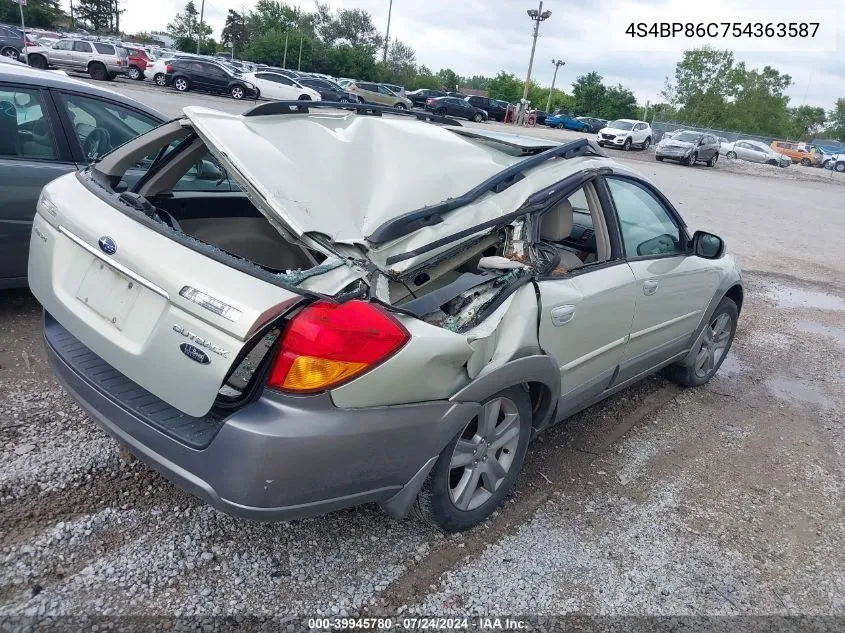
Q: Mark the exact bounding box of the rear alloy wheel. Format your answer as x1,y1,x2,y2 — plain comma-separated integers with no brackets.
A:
473,112,483,122
230,85,245,100
414,387,532,532
663,297,738,388
154,73,166,86
726,151,736,159
800,158,811,166
89,62,107,81
1,47,19,60
127,65,142,80
836,162,845,173
623,137,632,151
641,136,651,150
707,152,718,167
557,123,565,130
394,103,407,110
173,77,189,92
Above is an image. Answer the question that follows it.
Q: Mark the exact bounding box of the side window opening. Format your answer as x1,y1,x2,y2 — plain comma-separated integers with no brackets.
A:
0,87,57,159
607,177,684,258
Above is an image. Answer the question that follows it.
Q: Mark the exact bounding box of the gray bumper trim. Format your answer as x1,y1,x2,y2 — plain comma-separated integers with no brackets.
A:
45,319,478,521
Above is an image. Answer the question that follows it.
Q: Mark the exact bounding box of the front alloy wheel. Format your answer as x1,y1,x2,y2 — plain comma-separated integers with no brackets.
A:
127,66,141,80
231,85,245,100
707,153,718,167
154,73,166,86
623,137,632,150
414,387,531,532
1,47,19,60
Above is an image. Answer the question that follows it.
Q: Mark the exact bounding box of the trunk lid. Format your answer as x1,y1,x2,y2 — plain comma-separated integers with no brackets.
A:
29,172,303,417
183,106,516,249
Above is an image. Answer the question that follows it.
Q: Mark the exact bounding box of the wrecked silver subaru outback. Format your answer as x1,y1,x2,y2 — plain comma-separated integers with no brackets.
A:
29,102,742,531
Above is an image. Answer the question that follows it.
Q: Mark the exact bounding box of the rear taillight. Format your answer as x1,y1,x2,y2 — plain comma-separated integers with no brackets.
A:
165,63,172,73
267,300,409,393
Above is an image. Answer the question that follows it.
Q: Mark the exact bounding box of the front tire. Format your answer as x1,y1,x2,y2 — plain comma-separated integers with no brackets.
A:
663,297,738,388
1,46,19,60
154,73,166,86
707,152,718,167
800,158,811,166
836,162,845,173
686,152,698,166
394,102,407,110
230,85,245,100
726,151,737,159
414,387,532,532
656,155,664,162
623,137,632,151
28,54,48,69
127,65,142,80
473,113,483,122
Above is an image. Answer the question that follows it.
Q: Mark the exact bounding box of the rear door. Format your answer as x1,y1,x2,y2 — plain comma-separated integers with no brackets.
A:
71,40,94,71
603,175,720,383
48,39,74,68
201,63,228,93
0,83,75,285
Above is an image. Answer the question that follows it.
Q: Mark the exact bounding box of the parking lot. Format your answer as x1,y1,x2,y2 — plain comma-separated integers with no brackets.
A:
2,78,845,620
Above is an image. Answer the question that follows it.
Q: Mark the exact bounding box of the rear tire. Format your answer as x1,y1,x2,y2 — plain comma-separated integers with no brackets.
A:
726,151,737,159
105,73,117,81
800,158,811,166
836,162,845,173
154,73,166,86
663,297,738,388
414,386,532,532
89,62,107,81
28,54,48,69
656,155,664,162
641,136,651,150
173,76,189,92
394,102,407,110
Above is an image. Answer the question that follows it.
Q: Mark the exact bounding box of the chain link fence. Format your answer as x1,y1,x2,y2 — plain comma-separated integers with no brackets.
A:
650,120,775,145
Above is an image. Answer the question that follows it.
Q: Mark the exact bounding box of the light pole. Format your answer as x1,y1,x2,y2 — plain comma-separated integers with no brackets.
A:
382,0,393,63
196,0,205,54
519,2,552,123
546,58,565,112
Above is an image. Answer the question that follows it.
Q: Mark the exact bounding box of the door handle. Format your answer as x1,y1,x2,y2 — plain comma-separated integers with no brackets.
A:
550,305,576,326
642,279,659,296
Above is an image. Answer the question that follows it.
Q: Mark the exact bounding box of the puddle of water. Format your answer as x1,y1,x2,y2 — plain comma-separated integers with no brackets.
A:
717,351,744,377
797,319,845,349
766,376,832,409
764,284,845,311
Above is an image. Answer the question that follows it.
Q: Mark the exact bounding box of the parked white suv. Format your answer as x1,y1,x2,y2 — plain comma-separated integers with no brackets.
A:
597,119,652,151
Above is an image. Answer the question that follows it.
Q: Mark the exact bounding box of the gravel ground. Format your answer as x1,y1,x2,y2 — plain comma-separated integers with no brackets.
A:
2,79,845,625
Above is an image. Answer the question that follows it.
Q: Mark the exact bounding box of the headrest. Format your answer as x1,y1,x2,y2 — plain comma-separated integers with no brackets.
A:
540,198,574,241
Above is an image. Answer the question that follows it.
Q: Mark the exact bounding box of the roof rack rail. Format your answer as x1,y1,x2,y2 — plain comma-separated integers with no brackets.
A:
242,100,463,126
367,138,603,245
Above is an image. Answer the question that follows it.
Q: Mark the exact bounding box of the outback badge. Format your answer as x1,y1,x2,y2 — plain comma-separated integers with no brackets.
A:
180,343,211,365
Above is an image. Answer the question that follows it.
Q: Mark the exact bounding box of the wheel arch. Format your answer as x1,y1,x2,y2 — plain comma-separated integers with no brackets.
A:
449,354,560,431
681,278,743,368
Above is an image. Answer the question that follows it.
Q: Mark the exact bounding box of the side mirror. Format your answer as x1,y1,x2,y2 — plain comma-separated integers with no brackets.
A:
693,231,724,259
698,138,706,146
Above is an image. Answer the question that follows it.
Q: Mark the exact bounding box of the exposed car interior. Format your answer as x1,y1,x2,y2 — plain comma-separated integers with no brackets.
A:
538,183,611,273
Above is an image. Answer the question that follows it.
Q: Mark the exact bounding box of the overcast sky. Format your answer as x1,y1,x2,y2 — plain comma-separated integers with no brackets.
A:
110,0,842,109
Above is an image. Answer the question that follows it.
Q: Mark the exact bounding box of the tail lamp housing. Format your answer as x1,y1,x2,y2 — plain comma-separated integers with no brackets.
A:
267,300,409,394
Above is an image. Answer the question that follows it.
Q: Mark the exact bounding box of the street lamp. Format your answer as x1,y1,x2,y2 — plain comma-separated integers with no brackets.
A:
546,58,565,112
520,2,552,123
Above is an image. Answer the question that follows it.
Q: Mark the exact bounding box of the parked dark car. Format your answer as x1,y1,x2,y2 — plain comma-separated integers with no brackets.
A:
165,59,258,100
577,117,606,133
0,63,165,288
406,88,446,107
425,96,488,122
0,24,30,60
296,76,357,102
465,95,509,122
446,91,467,98
655,130,720,167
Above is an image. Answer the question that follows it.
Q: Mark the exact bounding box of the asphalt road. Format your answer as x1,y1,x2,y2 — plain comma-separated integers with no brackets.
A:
1,75,844,623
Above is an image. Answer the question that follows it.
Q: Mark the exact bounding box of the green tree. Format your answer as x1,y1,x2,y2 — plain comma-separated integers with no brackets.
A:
787,105,826,140
828,98,845,141
0,0,66,28
168,1,212,51
571,71,607,117
437,68,460,92
487,71,522,103
75,0,113,31
221,9,250,56
600,84,638,120
672,47,737,126
319,8,380,50
726,64,791,136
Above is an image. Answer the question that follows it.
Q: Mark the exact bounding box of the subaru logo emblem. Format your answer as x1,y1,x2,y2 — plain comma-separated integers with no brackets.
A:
180,343,211,365
98,236,116,255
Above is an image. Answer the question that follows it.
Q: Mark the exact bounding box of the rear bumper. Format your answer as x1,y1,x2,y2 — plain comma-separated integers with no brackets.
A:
45,313,477,521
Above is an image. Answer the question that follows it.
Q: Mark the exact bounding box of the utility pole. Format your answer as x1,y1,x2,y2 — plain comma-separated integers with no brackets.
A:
382,0,393,63
546,58,565,112
520,2,552,123
282,31,288,67
196,0,205,54
297,34,303,70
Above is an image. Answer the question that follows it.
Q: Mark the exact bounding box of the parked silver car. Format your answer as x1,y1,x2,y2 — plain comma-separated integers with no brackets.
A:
25,38,128,81
723,139,791,167
29,104,742,531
